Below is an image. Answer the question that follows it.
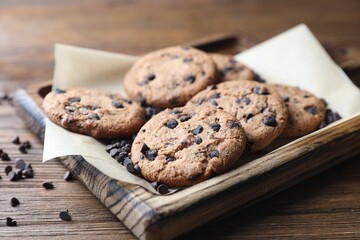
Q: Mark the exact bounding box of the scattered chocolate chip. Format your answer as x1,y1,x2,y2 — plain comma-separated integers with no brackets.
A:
19,145,27,154
25,163,32,169
195,136,203,145
211,123,221,132
59,210,72,221
0,91,8,99
105,144,114,153
211,99,218,106
208,84,217,90
64,171,74,181
88,113,100,120
23,141,31,149
124,99,132,104
6,217,17,226
15,158,26,170
157,184,169,195
333,112,341,121
122,145,131,153
184,75,196,83
304,106,317,115
16,170,23,179
166,156,175,162
116,152,127,163
166,119,178,129
12,136,20,145
123,157,135,173
134,164,141,174
10,197,20,207
146,73,156,81
22,168,34,178
151,181,159,189
8,172,17,181
112,101,123,108
283,96,290,102
69,97,81,103
1,152,10,161
179,115,191,122
208,150,219,158
55,88,66,94
183,57,193,63
228,120,240,128
253,73,266,83
263,115,277,127
42,182,54,189
192,125,203,135
109,148,119,158
243,113,253,122
5,165,12,175
319,121,327,129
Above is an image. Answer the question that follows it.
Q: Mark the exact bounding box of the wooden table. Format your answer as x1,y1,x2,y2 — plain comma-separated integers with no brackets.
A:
1,0,359,239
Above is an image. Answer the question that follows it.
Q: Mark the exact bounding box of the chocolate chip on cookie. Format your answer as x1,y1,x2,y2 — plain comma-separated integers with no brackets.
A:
42,89,146,139
124,46,217,108
130,106,246,188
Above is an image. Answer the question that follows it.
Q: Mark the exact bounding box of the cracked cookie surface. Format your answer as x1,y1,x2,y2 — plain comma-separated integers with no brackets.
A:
42,88,146,139
187,80,288,152
130,106,246,188
123,46,217,108
267,84,326,138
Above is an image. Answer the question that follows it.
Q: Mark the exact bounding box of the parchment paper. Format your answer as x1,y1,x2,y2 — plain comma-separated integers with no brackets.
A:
43,24,360,195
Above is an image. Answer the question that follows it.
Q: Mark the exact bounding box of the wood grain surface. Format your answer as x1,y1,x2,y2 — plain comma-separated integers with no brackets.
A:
1,0,360,239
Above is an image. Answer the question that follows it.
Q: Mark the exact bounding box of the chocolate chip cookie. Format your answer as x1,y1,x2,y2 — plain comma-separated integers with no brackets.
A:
130,106,246,188
123,46,217,109
267,84,326,138
210,53,255,82
187,80,288,152
42,88,146,139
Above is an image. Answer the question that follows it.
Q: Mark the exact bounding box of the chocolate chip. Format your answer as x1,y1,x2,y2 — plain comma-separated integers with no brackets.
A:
12,136,20,145
6,217,17,226
171,109,182,115
64,171,74,181
124,99,132,104
263,115,277,127
65,106,76,113
146,73,156,81
241,97,251,105
211,99,218,106
42,182,54,189
15,158,26,170
192,125,203,135
134,164,141,174
243,113,253,122
5,165,12,175
252,87,269,95
151,181,159,190
210,93,221,99
22,141,31,149
208,150,219,158
157,184,169,195
137,96,147,107
304,106,317,115
22,168,34,178
10,197,20,207
88,113,100,120
195,136,202,145
145,149,157,161
166,119,178,129
319,121,327,129
19,145,27,154
228,120,240,128
211,123,221,132
253,73,266,83
109,148,119,158
123,157,135,173
208,84,217,90
140,143,150,154
112,101,123,108
283,96,290,102
303,95,310,98
8,172,17,181
55,88,66,94
179,115,191,122
59,210,72,221
166,156,175,162
69,97,81,103
25,163,32,169
105,144,114,153
145,107,162,120
333,112,341,121
1,152,10,161
116,152,127,163
184,75,196,83
16,170,23,179
183,57,193,63
121,145,131,153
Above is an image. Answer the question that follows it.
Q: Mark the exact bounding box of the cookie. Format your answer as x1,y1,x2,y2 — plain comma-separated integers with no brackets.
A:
187,80,288,152
267,84,326,138
42,88,146,139
130,106,246,188
123,46,217,109
210,53,255,82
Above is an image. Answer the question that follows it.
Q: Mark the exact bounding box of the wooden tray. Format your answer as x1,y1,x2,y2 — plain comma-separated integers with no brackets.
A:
13,34,360,240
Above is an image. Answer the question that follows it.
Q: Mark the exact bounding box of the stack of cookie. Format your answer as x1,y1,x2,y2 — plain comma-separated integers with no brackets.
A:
43,45,336,192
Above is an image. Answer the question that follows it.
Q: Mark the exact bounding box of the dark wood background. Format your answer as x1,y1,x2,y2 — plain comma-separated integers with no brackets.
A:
1,0,360,239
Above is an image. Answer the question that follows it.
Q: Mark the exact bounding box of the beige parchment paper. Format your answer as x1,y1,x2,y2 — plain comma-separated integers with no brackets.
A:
43,24,360,195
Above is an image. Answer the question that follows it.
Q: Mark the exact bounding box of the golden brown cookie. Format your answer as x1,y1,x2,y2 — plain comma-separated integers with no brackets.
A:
130,106,246,188
42,88,146,139
187,80,288,152
123,46,217,108
267,84,326,138
210,53,255,82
